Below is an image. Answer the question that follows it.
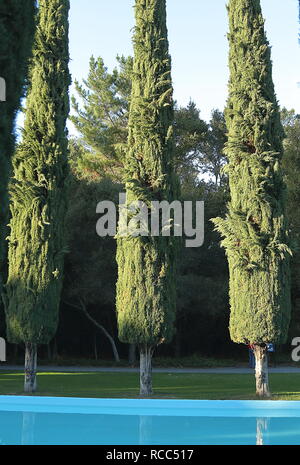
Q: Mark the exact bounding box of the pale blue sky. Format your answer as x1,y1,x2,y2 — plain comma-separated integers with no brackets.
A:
68,0,299,130
45,1,300,131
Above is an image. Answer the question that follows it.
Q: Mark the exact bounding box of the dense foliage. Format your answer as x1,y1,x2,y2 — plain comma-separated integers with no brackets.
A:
282,109,300,339
1,1,297,366
213,0,291,345
116,0,178,350
0,0,36,285
4,0,71,345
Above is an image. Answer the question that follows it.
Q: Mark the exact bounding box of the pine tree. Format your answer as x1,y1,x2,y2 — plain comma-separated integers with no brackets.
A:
212,0,291,397
116,0,178,396
70,55,208,187
70,55,133,182
4,0,71,392
0,0,36,286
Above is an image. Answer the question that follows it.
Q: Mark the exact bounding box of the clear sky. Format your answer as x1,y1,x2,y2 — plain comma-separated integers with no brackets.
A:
68,0,299,129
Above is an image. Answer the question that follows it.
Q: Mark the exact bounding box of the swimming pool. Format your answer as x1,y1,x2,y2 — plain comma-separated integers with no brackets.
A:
0,396,300,445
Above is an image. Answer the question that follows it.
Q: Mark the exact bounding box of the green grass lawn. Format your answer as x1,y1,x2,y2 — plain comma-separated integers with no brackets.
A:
0,372,300,400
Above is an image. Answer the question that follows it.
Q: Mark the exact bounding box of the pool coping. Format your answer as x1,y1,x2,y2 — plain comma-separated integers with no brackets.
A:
1,396,300,417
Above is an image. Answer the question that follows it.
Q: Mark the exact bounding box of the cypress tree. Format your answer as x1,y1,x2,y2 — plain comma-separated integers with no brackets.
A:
4,0,71,392
213,0,291,397
116,0,178,396
0,0,36,286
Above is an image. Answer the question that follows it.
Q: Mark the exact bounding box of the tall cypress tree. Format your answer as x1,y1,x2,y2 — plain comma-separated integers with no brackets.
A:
4,0,71,392
213,0,291,397
0,0,36,286
116,0,178,396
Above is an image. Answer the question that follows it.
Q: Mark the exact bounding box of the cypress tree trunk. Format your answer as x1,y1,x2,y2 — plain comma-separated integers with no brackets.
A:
253,344,270,397
0,1,35,286
212,0,291,398
4,0,71,393
24,343,37,393
116,0,178,396
139,345,154,396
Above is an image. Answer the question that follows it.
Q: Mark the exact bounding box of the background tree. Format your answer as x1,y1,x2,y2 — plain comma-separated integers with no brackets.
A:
4,0,71,392
176,181,229,357
0,0,36,287
173,101,208,187
33,107,298,365
116,0,178,396
200,109,227,186
65,53,229,365
281,109,300,340
213,0,291,397
63,174,122,362
70,55,217,186
70,55,133,182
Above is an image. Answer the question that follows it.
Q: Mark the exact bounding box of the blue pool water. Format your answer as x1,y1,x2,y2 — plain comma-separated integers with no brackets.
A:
0,397,300,445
